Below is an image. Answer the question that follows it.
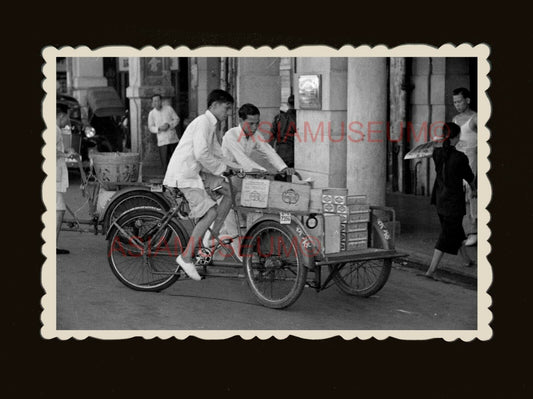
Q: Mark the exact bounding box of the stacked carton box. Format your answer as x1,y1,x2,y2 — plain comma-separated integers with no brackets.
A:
320,189,369,252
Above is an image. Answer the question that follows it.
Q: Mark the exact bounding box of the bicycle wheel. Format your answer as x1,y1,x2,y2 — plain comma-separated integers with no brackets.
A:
107,208,188,292
102,190,170,233
242,220,309,309
329,259,392,297
329,219,392,297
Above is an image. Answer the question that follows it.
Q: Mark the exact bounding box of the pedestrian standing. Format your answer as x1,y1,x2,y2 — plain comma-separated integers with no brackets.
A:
269,94,296,181
452,87,478,247
148,94,180,168
425,122,476,279
56,110,74,255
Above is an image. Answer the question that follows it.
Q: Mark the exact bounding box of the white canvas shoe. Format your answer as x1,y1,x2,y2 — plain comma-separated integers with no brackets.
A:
176,256,202,281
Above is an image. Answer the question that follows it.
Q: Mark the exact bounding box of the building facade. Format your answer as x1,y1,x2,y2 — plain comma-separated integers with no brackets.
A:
58,56,476,205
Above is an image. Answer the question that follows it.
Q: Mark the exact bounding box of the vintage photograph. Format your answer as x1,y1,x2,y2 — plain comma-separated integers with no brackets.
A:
42,45,491,339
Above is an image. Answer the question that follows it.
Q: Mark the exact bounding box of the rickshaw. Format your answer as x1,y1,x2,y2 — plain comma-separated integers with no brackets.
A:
105,170,406,309
61,154,173,236
59,87,128,171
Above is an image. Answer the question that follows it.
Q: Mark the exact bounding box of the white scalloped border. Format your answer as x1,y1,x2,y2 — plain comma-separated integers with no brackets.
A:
41,44,492,341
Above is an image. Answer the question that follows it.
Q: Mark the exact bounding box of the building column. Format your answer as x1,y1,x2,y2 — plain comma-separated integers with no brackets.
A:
126,57,175,177
69,57,108,119
236,58,281,129
192,58,221,117
295,58,347,189
234,58,281,169
347,58,388,206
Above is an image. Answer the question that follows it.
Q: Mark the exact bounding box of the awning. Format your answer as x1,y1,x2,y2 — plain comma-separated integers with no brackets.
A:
87,87,125,117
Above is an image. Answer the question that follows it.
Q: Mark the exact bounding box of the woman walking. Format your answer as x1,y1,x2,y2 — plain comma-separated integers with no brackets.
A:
425,122,476,279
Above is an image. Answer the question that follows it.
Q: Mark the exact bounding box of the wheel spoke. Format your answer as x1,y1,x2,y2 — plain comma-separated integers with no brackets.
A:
108,210,187,291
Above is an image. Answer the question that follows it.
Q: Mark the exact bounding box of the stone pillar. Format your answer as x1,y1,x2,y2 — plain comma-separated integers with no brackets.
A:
69,57,108,119
236,58,281,127
126,57,175,177
346,58,388,206
295,58,347,189
195,58,221,116
236,58,281,170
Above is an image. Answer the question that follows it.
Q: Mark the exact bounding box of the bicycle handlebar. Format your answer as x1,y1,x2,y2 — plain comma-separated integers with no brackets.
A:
224,169,302,181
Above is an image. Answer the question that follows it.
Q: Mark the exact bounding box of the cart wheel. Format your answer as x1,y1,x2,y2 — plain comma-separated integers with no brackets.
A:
329,259,392,297
107,208,188,292
329,219,392,297
103,190,170,233
242,220,309,309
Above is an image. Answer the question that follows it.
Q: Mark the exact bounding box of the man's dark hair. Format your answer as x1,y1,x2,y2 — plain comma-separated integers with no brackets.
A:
452,87,471,99
288,94,295,107
151,94,162,100
238,103,260,120
207,89,234,107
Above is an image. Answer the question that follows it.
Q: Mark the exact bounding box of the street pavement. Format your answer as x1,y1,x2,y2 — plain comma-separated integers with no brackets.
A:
55,229,476,331
49,171,479,332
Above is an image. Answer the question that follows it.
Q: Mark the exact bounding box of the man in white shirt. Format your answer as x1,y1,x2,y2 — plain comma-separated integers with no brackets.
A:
219,103,294,259
163,89,238,280
148,94,180,167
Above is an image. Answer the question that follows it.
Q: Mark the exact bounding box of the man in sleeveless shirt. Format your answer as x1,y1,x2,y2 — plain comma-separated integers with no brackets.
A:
452,87,478,248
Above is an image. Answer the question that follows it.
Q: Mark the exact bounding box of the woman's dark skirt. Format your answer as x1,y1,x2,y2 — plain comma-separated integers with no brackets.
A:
435,214,466,255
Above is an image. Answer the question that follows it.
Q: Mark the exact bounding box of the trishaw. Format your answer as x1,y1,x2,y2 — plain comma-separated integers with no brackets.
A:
105,170,406,309
61,154,173,236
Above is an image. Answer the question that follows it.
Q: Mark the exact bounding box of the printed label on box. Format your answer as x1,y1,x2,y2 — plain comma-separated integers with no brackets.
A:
323,203,336,213
241,179,270,208
279,212,291,224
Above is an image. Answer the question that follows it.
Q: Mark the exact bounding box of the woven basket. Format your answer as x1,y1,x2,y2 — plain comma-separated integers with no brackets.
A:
91,152,140,190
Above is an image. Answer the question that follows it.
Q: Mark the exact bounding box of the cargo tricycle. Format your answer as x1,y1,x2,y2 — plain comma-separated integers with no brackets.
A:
105,169,406,309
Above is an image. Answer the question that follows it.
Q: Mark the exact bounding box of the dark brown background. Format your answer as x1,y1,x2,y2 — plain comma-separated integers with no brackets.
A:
11,2,529,397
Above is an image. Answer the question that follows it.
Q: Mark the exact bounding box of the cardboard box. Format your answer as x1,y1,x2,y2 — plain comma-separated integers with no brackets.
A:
336,204,370,213
346,230,368,241
324,214,341,254
241,178,270,208
241,179,311,213
340,222,369,233
346,239,368,251
346,211,371,223
347,204,370,213
309,188,323,213
268,181,311,213
322,203,336,213
322,188,348,205
304,214,324,251
346,195,368,205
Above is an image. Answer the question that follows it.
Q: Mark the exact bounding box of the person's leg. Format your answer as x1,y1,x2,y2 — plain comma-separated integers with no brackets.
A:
426,249,444,277
182,207,218,263
158,145,168,169
459,244,474,267
56,192,69,255
166,142,177,166
210,181,233,237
